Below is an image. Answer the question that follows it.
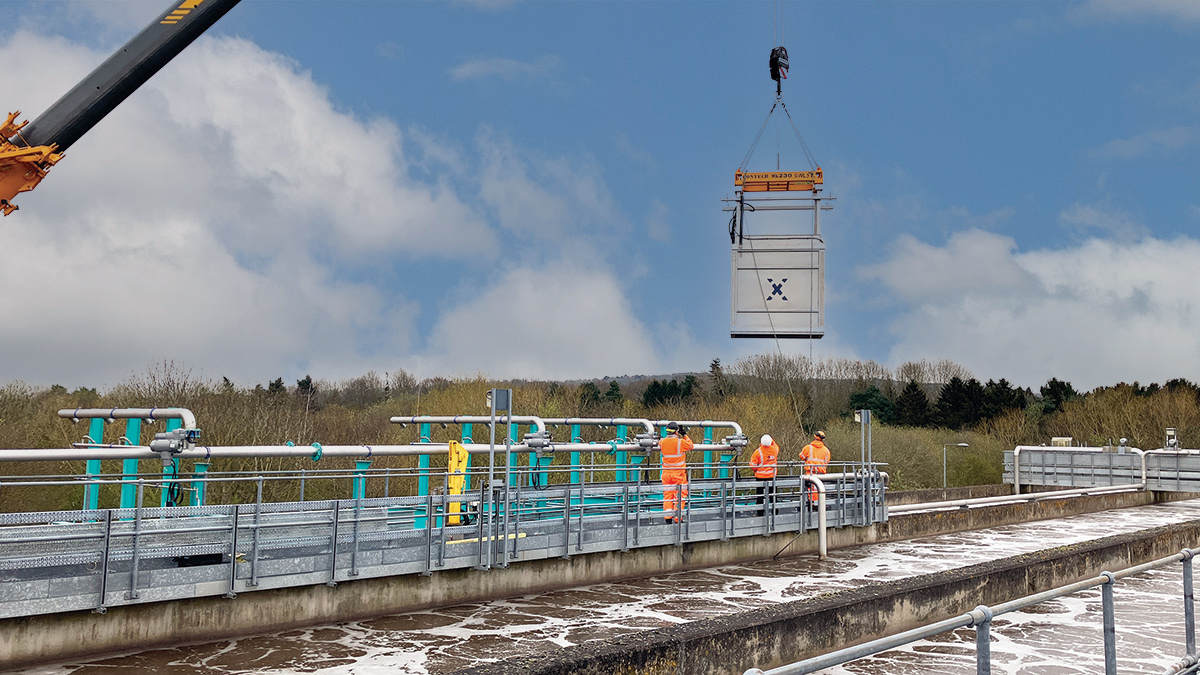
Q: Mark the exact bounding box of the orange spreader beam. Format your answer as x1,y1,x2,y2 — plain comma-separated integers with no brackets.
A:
735,168,823,193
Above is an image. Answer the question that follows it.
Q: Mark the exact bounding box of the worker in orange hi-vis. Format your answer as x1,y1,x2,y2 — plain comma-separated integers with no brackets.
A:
659,421,693,523
799,430,831,502
750,434,780,512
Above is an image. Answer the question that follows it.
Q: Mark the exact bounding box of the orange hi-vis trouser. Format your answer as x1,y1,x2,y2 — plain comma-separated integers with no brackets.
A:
662,469,689,519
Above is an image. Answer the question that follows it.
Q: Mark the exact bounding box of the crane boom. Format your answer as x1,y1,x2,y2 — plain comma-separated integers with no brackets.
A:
0,0,241,215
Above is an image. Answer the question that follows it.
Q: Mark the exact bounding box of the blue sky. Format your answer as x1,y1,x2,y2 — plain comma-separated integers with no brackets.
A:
1,0,1198,390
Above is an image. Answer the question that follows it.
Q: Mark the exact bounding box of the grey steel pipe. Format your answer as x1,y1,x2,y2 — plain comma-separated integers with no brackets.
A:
803,475,827,560
390,415,547,434
655,419,745,436
58,407,198,430
0,441,743,463
888,482,1142,515
540,417,656,435
0,443,536,462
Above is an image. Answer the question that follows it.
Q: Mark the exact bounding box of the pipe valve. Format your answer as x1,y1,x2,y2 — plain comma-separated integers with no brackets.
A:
724,434,749,448
524,431,551,449
149,428,200,457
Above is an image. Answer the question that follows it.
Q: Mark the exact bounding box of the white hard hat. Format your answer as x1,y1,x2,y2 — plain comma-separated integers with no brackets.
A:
760,434,773,447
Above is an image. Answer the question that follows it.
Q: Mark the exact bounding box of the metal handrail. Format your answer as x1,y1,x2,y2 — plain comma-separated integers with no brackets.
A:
745,547,1200,675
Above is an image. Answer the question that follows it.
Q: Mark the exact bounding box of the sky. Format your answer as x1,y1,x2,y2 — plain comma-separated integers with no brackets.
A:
0,0,1198,391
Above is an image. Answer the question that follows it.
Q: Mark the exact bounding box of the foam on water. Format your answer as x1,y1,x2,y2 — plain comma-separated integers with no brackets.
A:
25,499,1200,674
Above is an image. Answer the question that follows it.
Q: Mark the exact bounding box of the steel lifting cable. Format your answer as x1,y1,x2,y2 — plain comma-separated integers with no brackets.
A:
780,100,817,170
739,102,778,173
745,237,807,433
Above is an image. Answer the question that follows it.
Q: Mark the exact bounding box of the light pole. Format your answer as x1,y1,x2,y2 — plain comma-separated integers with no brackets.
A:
943,442,969,488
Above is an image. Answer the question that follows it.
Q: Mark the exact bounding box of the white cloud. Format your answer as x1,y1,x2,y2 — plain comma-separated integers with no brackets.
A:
646,201,671,243
1093,126,1199,158
0,31,489,386
476,127,624,242
1060,202,1148,240
416,264,662,380
862,229,1200,389
1081,0,1200,22
0,29,679,387
449,55,563,82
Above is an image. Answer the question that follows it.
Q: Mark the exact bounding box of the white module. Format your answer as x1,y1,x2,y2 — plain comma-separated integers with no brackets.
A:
731,234,824,338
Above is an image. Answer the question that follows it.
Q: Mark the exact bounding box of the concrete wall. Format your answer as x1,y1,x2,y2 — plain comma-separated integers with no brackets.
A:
457,518,1200,675
886,483,1013,506
0,489,1191,669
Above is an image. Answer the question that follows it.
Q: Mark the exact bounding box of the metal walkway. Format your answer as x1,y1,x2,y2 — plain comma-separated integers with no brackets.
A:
1005,446,1200,493
0,471,885,620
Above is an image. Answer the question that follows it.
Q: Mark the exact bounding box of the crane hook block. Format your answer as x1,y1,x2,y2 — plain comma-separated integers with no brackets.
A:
770,46,789,83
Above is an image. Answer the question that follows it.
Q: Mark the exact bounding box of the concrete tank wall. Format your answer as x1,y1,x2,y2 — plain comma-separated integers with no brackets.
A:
457,517,1200,675
0,489,1191,669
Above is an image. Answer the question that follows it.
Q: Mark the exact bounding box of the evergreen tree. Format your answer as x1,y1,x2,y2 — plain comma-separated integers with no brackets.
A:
894,380,932,427
603,381,624,406
577,382,602,412
709,358,734,400
847,385,897,425
981,378,1024,420
935,376,985,429
641,378,695,407
268,377,286,395
1040,377,1078,414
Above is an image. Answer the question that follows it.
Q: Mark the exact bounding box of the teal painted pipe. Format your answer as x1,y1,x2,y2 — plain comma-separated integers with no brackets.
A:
461,423,473,491
570,424,582,484
120,418,142,509
703,426,714,479
353,460,371,500
509,423,520,486
417,422,431,529
191,462,208,506
616,424,628,482
84,418,104,510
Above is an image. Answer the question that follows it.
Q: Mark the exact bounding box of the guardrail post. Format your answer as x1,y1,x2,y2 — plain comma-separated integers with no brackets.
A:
94,509,113,613
971,605,993,675
352,460,371,500
84,418,105,510
191,462,209,506
1185,550,1196,656
128,479,144,599
250,477,262,587
1101,571,1117,675
327,500,341,586
226,504,239,598
120,418,141,509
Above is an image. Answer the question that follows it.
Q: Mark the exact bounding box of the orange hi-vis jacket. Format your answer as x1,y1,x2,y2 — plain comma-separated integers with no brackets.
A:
799,439,830,475
660,434,693,472
750,441,780,479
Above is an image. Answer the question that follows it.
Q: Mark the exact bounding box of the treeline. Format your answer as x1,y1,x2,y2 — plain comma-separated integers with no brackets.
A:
1,356,1198,508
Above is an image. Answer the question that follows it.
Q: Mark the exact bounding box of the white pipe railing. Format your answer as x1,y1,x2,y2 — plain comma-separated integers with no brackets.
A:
804,476,827,559
58,407,198,430
657,419,745,436
540,417,657,435
390,415,547,434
